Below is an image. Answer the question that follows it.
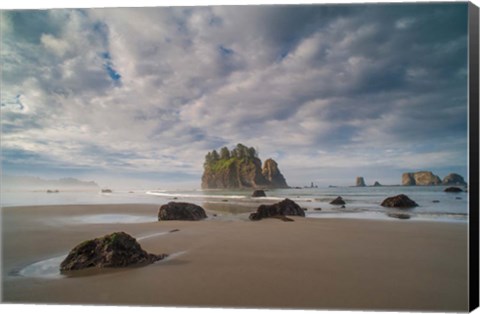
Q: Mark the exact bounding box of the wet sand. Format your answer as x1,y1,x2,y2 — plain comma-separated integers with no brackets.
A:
1,204,469,311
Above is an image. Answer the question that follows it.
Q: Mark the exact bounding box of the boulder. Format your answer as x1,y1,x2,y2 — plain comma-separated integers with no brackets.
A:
60,232,167,272
330,196,346,205
249,198,305,220
356,177,366,187
252,190,267,197
158,202,207,221
444,186,463,193
381,194,418,208
442,173,466,186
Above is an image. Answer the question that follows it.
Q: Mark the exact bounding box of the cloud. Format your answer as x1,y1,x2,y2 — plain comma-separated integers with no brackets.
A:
1,3,469,187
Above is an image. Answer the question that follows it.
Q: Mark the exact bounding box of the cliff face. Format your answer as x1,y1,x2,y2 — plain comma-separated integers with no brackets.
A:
402,171,442,186
201,144,288,189
262,159,288,188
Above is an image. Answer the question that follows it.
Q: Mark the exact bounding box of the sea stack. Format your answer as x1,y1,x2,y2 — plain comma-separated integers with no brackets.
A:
201,144,288,189
356,177,366,187
442,173,466,186
401,171,442,186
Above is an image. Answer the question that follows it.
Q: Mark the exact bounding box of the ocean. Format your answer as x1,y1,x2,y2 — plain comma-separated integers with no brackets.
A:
1,185,468,223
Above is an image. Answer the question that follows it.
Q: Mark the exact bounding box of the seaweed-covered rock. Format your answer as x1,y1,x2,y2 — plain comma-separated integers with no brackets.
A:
252,190,267,197
249,198,305,220
60,232,167,272
158,202,207,221
444,186,463,193
381,194,418,208
330,196,346,205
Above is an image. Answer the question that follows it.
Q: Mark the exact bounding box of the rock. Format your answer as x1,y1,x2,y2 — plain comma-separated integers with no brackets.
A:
101,189,112,193
401,171,441,186
356,177,366,187
341,205,346,209
444,186,463,193
60,232,167,272
381,194,418,208
249,198,305,220
432,200,440,203
201,144,288,189
46,190,59,193
314,208,322,211
252,190,267,197
262,159,289,188
442,173,466,185
456,197,462,200
387,213,411,220
158,202,207,221
373,181,382,187
330,196,346,205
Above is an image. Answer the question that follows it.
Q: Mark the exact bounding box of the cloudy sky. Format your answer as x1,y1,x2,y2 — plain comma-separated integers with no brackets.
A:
1,2,469,188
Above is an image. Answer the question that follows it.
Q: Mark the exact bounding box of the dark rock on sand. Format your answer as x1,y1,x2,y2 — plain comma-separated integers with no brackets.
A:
252,190,267,197
330,196,346,205
444,186,463,193
249,198,305,221
158,202,207,221
381,194,418,208
314,208,322,211
60,232,167,272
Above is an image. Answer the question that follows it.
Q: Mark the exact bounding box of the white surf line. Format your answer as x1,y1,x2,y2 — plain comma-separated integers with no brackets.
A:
16,230,181,279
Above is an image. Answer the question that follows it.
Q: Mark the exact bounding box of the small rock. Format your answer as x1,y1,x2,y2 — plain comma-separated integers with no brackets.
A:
444,187,463,193
314,208,322,211
456,197,462,200
249,198,305,221
252,190,267,197
432,200,440,203
158,202,207,221
330,196,346,205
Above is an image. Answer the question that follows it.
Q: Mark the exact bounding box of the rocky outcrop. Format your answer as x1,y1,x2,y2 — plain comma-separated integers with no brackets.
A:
249,199,305,220
60,232,167,272
252,190,266,197
402,171,441,186
373,181,382,187
158,202,207,221
444,187,463,193
356,177,366,187
262,159,288,188
201,144,288,189
330,196,346,205
381,194,418,208
442,173,466,185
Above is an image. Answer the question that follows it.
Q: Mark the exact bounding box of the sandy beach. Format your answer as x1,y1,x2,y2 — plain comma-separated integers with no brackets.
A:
1,203,468,312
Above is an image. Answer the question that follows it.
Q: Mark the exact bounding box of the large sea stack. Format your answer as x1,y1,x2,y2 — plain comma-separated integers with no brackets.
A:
201,144,289,189
401,171,442,186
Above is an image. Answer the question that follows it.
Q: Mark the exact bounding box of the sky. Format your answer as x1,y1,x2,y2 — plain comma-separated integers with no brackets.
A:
0,1,470,189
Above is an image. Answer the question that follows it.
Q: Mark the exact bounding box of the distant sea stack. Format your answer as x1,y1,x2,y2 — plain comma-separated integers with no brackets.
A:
402,171,466,186
442,173,467,185
373,181,382,187
402,171,441,186
355,177,366,187
201,144,289,189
